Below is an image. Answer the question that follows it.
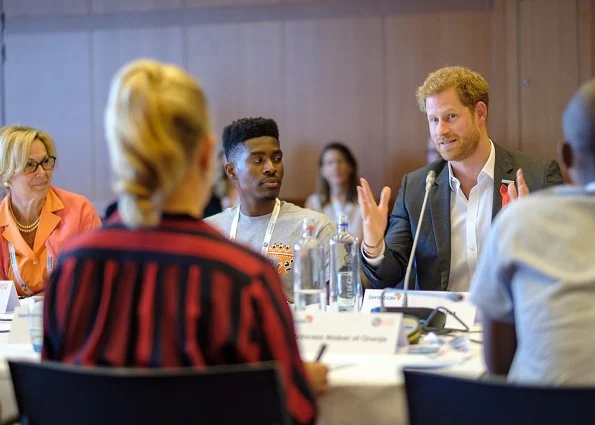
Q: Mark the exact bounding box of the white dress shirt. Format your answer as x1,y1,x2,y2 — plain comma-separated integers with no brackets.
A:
447,141,495,291
363,141,496,292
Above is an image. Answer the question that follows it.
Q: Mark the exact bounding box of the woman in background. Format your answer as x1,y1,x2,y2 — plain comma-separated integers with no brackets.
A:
0,126,100,296
306,141,362,240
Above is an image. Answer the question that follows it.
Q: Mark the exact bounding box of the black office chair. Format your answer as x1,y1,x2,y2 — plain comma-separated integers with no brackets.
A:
404,369,595,425
7,360,290,425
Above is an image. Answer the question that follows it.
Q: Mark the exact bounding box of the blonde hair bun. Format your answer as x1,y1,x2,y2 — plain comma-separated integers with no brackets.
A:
104,59,211,228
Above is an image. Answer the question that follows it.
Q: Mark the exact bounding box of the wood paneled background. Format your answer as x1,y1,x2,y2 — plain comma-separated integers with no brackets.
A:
2,0,593,212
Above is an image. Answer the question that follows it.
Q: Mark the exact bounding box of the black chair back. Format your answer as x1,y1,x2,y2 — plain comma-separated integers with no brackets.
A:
9,360,289,425
404,369,595,425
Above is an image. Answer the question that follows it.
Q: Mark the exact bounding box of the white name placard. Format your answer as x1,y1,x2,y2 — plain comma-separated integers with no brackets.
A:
8,305,31,345
361,289,476,330
361,290,406,310
294,311,404,357
0,280,20,313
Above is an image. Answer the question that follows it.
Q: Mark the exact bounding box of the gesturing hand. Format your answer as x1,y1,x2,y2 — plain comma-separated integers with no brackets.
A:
357,178,391,257
507,168,529,202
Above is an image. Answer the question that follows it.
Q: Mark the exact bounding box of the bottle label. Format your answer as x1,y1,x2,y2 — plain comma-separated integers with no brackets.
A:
337,271,355,309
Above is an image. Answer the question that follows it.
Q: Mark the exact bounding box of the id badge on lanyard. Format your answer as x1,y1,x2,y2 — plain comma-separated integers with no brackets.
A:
8,243,53,296
229,198,281,256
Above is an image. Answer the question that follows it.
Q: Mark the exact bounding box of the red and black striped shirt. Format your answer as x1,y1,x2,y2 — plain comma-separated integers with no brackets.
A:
42,213,316,425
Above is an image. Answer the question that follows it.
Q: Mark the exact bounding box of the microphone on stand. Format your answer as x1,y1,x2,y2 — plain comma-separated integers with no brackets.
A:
378,170,447,329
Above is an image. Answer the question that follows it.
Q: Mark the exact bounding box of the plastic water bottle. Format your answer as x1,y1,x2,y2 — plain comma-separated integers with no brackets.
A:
293,218,326,312
329,216,361,312
28,297,44,353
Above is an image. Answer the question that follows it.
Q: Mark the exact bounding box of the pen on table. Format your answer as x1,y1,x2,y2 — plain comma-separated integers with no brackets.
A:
315,343,327,362
331,363,357,371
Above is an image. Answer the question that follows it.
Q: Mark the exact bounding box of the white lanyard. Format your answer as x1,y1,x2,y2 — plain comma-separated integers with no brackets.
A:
8,243,53,296
229,198,281,256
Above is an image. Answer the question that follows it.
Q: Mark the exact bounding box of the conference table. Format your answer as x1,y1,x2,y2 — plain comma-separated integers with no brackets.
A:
0,315,485,425
315,334,485,425
0,337,39,421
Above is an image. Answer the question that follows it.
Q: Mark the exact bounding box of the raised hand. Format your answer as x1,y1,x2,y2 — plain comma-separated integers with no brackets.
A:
357,178,391,257
507,168,529,202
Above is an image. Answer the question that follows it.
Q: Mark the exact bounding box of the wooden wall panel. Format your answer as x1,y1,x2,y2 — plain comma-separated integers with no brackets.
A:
578,0,592,84
91,27,185,211
283,17,385,198
2,0,592,204
519,0,579,160
489,0,520,151
4,0,88,18
384,10,492,193
186,22,283,151
593,0,595,78
384,13,440,194
92,0,183,14
186,0,279,7
4,32,94,199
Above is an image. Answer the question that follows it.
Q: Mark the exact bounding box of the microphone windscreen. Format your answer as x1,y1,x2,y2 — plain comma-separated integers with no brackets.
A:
426,170,436,184
425,170,436,189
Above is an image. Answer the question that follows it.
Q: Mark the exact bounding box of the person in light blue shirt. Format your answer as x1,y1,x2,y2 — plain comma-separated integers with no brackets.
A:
470,78,595,385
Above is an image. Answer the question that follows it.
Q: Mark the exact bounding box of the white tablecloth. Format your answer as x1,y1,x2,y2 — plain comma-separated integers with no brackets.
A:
316,342,485,425
0,328,41,421
0,321,485,425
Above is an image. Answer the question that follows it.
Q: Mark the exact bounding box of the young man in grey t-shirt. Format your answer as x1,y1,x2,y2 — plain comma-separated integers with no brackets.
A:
205,117,335,302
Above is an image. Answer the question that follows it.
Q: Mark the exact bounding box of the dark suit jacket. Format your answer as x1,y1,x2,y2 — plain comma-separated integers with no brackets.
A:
362,143,564,291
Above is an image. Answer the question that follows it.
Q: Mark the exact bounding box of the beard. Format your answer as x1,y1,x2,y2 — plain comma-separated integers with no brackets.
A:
437,122,481,162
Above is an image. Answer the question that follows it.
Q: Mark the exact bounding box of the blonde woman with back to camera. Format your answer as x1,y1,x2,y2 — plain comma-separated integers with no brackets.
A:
0,126,101,296
41,59,327,425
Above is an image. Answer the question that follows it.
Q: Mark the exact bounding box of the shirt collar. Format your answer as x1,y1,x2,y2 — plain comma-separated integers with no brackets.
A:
448,140,496,192
0,186,63,227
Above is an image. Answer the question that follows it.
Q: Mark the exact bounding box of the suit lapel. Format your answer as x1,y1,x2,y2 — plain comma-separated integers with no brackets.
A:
429,164,451,291
492,144,515,220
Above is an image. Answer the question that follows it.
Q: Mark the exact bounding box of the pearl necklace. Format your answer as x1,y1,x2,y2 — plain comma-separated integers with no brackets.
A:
9,203,40,233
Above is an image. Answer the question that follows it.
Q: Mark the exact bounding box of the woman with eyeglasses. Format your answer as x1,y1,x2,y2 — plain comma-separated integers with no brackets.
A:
0,125,101,296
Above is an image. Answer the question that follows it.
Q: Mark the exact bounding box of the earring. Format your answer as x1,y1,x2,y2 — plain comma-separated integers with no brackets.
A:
2,182,9,188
